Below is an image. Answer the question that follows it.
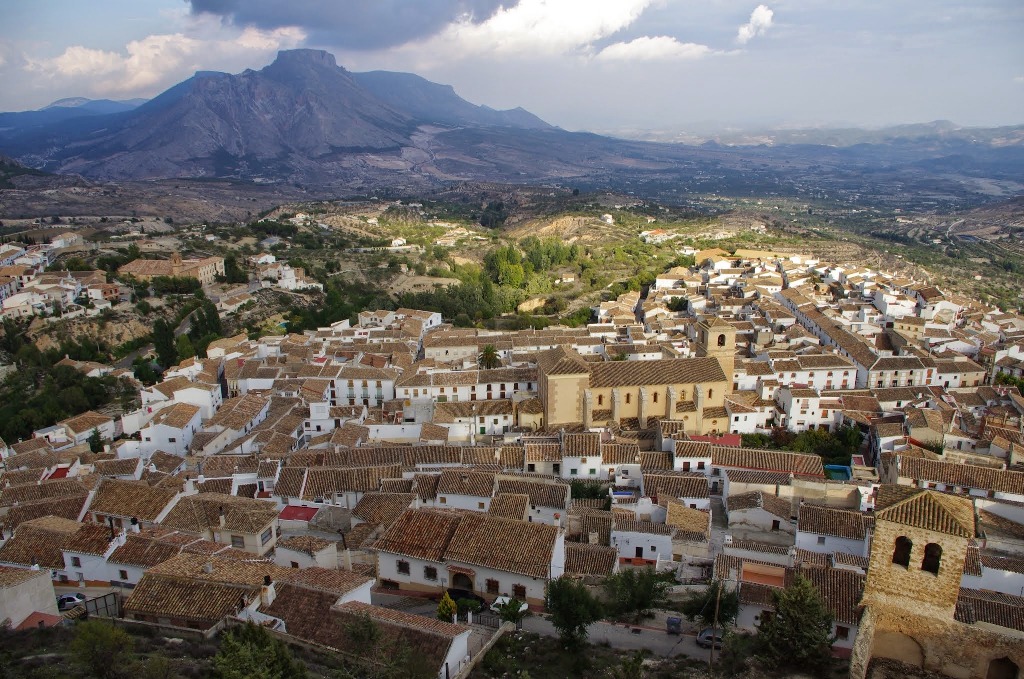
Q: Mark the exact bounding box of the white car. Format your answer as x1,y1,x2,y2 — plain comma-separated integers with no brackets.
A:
489,596,528,614
57,593,86,612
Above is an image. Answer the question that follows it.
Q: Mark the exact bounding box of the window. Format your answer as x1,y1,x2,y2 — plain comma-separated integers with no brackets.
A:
231,535,245,549
261,527,273,545
625,393,631,405
817,536,826,545
119,569,129,580
71,556,81,567
486,579,500,594
892,536,912,568
589,469,596,475
570,469,578,475
424,566,438,581
439,497,447,504
771,520,781,531
836,625,849,641
598,395,604,406
717,334,726,347
397,560,410,575
478,502,485,509
512,584,527,598
290,562,299,569
168,437,176,443
653,392,658,403
697,461,705,470
922,543,942,575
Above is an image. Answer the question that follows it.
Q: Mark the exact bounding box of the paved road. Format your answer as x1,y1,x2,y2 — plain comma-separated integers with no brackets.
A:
371,592,712,661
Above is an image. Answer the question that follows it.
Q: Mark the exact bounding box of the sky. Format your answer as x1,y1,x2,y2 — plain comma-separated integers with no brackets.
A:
2,0,1022,133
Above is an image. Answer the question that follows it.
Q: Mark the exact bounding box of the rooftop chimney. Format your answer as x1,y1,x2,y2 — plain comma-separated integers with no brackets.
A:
202,561,214,574
261,575,276,607
130,517,140,533
218,506,226,528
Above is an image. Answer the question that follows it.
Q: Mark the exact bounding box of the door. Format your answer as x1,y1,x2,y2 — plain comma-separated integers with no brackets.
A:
635,547,643,558
452,573,473,591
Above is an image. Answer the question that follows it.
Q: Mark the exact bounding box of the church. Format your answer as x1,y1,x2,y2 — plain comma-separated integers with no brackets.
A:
536,317,736,434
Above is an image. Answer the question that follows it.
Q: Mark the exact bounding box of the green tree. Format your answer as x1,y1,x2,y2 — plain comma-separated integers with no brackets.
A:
222,254,249,284
545,576,603,647
437,591,457,622
603,567,671,623
152,318,177,368
213,623,307,679
88,427,103,453
495,597,528,625
754,575,835,674
70,620,134,679
478,344,501,369
175,335,195,361
679,580,739,629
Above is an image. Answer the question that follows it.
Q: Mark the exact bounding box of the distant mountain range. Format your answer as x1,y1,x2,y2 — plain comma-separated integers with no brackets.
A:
0,48,1020,201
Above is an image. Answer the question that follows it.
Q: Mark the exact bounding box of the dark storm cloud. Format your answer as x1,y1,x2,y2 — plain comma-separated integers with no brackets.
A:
187,0,512,50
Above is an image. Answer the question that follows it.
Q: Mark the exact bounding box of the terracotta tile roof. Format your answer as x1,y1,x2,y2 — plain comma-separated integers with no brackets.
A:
0,492,89,533
160,493,278,534
0,516,84,568
674,440,712,458
373,509,463,562
640,451,673,471
568,507,615,546
955,588,1024,632
874,488,975,538
107,533,186,568
727,491,793,520
712,446,824,477
726,469,795,486
980,552,1024,575
61,410,114,436
124,574,255,625
351,492,415,526
664,501,710,540
88,479,179,521
602,443,641,465
444,512,559,579
643,472,709,501
0,565,48,588
146,552,291,587
436,469,495,498
564,543,618,577
728,538,790,556
487,493,530,520
564,433,601,456
613,518,674,536
796,566,865,626
978,509,1024,541
0,478,86,508
589,357,727,389
276,535,335,557
797,504,868,540
62,523,115,555
897,456,1024,495
494,478,570,510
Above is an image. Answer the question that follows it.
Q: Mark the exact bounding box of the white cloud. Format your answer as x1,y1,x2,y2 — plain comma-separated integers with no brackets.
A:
736,4,773,44
596,36,713,61
1014,75,1024,84
25,25,305,97
433,0,657,57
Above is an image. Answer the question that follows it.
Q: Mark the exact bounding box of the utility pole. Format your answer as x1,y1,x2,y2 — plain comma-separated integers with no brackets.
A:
709,579,723,671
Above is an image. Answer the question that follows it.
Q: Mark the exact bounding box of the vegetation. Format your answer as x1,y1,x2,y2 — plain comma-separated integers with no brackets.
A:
437,591,457,622
752,575,835,675
213,623,307,679
602,567,672,623
678,580,739,629
742,426,863,466
478,344,501,369
70,620,135,679
995,372,1024,395
544,576,604,648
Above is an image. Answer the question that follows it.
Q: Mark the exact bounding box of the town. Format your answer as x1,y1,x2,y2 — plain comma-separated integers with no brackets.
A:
0,217,1022,678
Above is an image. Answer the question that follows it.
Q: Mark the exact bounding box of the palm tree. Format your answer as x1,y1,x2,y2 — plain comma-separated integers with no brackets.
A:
478,344,501,369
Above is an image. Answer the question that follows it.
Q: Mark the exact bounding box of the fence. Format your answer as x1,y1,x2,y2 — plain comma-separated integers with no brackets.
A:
85,592,121,619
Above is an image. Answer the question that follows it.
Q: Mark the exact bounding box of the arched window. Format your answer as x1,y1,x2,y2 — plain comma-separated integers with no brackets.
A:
892,536,912,568
922,543,942,575
717,334,726,347
597,395,603,406
625,393,631,405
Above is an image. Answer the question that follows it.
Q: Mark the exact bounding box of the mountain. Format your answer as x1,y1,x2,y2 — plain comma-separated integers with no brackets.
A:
352,70,551,130
0,49,553,183
44,97,148,114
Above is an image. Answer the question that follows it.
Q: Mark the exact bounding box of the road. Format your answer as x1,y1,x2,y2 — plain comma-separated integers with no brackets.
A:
372,591,712,661
114,308,197,369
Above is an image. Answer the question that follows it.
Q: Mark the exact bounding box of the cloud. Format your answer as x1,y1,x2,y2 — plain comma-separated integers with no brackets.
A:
24,26,305,97
736,4,773,44
596,36,714,62
1015,75,1024,84
430,0,657,57
187,0,510,50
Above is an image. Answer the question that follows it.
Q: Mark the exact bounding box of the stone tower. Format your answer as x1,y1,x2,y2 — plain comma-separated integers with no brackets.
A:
861,487,972,619
170,252,184,276
695,316,736,386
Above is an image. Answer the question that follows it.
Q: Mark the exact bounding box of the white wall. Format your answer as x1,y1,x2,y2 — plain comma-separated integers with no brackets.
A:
0,570,58,627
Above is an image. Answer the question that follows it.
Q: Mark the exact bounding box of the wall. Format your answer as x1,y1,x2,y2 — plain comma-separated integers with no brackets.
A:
0,570,58,627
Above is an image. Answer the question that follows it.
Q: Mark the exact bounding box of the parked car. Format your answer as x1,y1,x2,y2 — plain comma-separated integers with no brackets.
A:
696,627,723,649
57,593,86,612
490,596,528,615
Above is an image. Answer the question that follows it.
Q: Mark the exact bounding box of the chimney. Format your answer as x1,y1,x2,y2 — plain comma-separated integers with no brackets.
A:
202,561,214,574
130,517,140,533
261,575,276,607
184,476,195,494
218,506,226,528
588,531,599,545
108,516,116,541
30,556,39,571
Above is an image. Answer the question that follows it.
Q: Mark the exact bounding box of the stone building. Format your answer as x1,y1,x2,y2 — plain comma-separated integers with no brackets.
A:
535,317,735,434
850,486,1024,679
119,252,225,286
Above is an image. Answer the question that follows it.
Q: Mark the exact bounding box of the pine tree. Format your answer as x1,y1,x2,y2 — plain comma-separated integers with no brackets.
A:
755,575,835,674
545,576,603,647
437,591,457,622
152,318,177,368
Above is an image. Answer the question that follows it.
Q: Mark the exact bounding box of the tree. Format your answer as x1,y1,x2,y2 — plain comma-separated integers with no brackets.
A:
70,620,134,679
175,335,195,361
213,622,307,679
495,597,528,625
152,318,177,368
545,576,603,647
88,427,103,453
478,344,501,369
437,591,457,622
754,575,835,674
679,580,739,629
603,567,671,623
